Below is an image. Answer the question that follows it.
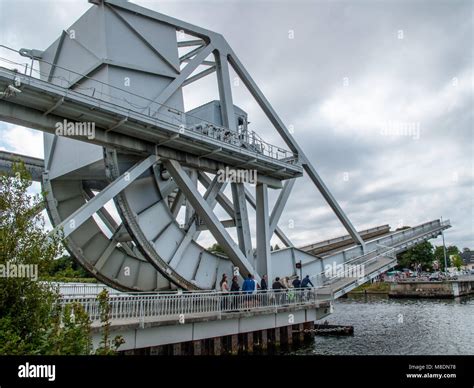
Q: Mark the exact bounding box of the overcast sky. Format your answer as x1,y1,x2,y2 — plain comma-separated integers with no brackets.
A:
0,0,472,250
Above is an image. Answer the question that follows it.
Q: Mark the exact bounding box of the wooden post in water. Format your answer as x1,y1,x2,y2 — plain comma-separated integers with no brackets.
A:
286,325,293,346
274,327,281,347
261,329,268,351
193,340,202,355
298,323,305,342
213,337,222,356
231,334,239,355
246,332,254,353
173,343,182,356
304,321,314,340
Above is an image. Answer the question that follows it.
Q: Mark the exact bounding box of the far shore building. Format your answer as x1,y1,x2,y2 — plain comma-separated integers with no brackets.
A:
461,248,474,271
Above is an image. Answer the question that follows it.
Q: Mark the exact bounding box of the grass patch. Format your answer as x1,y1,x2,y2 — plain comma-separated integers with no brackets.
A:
350,281,390,294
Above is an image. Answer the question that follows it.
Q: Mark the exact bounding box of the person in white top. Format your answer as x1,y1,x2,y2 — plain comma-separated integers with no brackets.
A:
220,274,230,310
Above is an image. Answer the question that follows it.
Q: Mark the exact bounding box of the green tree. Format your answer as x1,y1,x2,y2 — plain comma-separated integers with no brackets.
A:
44,254,93,280
0,162,91,355
434,245,460,270
208,243,226,255
95,289,125,355
450,254,464,270
397,241,435,271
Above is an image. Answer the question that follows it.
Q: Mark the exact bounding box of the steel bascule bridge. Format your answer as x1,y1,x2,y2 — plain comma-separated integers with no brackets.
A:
0,0,450,353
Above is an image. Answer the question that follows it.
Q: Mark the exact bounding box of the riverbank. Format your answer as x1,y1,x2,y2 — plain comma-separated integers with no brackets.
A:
289,295,474,355
348,277,474,298
348,282,390,295
389,278,473,298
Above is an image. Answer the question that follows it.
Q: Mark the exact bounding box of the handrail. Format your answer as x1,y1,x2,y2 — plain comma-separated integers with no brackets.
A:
309,220,450,285
60,288,332,323
0,45,298,164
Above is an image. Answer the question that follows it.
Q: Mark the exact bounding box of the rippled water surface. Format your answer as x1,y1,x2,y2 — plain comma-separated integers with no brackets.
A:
290,295,474,355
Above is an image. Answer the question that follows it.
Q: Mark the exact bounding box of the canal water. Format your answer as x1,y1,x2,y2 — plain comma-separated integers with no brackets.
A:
290,295,474,355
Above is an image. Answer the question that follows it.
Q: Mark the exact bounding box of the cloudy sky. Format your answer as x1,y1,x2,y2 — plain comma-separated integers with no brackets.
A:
0,0,472,250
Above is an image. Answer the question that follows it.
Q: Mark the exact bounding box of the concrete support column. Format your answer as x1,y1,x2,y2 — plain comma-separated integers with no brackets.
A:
213,337,222,356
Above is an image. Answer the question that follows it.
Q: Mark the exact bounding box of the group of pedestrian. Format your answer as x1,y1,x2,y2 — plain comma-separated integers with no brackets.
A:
219,273,314,293
218,273,314,311
272,275,314,290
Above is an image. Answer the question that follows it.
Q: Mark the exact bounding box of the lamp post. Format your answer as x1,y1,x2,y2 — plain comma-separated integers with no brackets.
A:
442,230,448,273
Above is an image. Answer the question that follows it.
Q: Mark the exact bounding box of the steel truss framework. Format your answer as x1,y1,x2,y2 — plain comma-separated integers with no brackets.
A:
0,0,379,292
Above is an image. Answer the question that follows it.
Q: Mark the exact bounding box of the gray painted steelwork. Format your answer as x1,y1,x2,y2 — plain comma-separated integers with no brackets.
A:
0,0,451,292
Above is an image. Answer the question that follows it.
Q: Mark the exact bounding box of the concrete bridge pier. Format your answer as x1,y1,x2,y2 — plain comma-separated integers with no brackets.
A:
123,321,317,355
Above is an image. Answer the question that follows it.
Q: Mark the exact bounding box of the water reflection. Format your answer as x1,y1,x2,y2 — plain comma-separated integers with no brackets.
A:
290,295,474,355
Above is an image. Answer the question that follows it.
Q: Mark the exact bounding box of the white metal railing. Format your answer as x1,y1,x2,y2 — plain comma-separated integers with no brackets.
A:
309,220,450,288
46,282,123,297
60,288,331,323
0,46,299,164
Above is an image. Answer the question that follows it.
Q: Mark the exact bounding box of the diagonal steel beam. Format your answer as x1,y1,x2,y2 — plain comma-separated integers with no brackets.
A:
105,0,217,40
182,65,216,87
53,155,159,238
48,30,67,82
168,175,227,268
170,189,185,218
197,171,294,248
178,39,205,48
269,178,295,236
149,44,214,110
106,3,180,74
164,159,257,279
242,186,294,248
179,45,203,63
181,58,215,67
231,182,253,259
215,50,253,259
226,49,365,250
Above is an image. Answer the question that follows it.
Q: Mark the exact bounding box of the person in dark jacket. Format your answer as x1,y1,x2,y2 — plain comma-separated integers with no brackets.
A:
301,275,314,288
292,276,301,288
272,277,283,290
230,275,240,311
260,274,268,290
230,275,240,292
272,277,284,304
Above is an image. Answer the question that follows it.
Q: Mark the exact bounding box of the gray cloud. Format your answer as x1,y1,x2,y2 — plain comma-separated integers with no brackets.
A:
0,0,472,250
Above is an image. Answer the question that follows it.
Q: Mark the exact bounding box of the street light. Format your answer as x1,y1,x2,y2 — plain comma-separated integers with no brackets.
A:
296,260,303,283
442,230,448,273
441,216,448,273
